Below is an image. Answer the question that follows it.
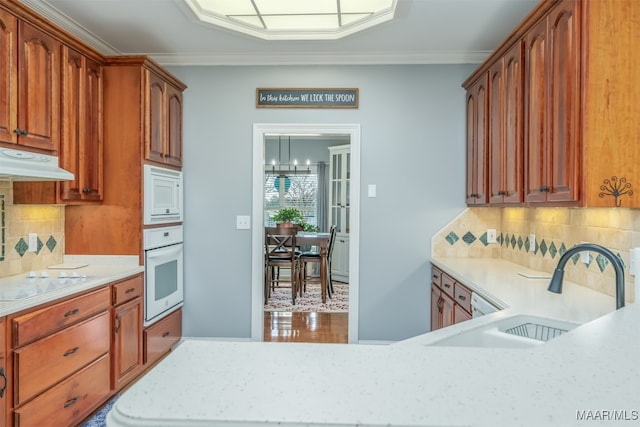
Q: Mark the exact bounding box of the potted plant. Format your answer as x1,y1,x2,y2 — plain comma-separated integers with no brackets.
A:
271,207,303,228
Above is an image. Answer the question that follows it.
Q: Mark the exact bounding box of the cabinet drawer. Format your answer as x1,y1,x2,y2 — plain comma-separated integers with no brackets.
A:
454,283,472,314
112,274,143,306
144,308,181,366
14,311,110,406
12,287,110,347
430,266,442,287
440,273,456,298
14,354,110,427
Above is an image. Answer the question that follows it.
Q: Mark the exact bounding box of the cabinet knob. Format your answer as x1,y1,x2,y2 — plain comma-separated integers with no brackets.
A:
539,186,550,192
498,190,506,196
13,128,27,135
82,188,91,194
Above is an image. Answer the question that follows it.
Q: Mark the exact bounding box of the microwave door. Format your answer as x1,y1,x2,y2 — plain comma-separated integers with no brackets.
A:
151,177,181,217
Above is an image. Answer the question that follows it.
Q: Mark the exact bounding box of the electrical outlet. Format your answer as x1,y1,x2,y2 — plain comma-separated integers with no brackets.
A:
487,229,497,244
28,233,37,252
529,234,536,253
580,241,590,264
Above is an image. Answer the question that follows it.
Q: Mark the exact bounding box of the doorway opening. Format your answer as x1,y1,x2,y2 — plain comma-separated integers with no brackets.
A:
251,123,360,343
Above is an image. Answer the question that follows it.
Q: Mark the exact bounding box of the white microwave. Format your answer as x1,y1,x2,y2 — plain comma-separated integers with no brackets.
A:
144,165,183,225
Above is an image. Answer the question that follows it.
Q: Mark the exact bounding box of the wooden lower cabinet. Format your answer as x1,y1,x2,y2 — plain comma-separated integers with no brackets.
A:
144,308,182,366
13,355,110,427
430,265,473,331
111,274,143,391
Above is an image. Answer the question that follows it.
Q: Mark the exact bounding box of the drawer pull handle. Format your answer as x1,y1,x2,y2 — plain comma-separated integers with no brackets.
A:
0,367,6,398
63,347,79,357
458,295,467,301
162,331,170,337
64,396,79,408
64,308,80,318
125,288,136,294
115,315,121,333
444,283,451,288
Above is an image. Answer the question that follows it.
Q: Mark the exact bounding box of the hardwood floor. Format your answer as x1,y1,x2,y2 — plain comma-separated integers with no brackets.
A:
263,311,348,343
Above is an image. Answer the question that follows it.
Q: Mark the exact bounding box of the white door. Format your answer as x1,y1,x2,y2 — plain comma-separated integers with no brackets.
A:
328,145,350,282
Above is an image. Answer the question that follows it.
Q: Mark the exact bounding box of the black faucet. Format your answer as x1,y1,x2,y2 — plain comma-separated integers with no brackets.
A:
548,243,625,309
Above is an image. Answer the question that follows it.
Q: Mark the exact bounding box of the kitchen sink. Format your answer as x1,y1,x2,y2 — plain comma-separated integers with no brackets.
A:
428,314,581,348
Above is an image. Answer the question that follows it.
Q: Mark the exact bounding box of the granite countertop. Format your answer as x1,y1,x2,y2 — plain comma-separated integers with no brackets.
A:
107,257,639,427
0,255,143,316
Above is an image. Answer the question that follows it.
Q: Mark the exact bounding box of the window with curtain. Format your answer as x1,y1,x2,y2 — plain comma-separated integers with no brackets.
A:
264,166,318,227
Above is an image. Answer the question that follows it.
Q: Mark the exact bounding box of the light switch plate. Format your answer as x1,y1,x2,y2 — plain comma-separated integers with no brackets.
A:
367,184,376,198
28,233,37,252
236,215,250,230
487,229,497,244
529,234,536,253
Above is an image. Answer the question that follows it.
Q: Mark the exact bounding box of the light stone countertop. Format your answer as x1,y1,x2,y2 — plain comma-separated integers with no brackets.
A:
0,255,143,316
107,257,640,427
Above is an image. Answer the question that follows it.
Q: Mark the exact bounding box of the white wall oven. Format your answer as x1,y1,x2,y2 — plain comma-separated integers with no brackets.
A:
144,225,184,326
144,165,183,225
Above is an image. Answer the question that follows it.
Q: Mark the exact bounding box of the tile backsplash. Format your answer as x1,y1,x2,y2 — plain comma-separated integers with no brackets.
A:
0,182,64,278
433,207,638,302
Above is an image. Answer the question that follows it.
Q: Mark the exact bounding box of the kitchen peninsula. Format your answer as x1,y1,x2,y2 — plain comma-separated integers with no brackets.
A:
108,258,639,427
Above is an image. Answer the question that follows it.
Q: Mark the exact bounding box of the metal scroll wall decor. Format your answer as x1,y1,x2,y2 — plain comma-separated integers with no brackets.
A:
599,176,633,207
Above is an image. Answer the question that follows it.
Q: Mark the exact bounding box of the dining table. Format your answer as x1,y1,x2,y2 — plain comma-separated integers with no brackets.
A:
295,231,331,303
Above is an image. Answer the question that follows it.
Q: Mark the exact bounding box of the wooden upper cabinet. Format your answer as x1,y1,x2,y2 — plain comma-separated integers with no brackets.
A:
146,70,183,168
489,42,523,205
60,46,104,202
523,0,580,204
465,75,488,205
16,22,60,152
0,9,18,146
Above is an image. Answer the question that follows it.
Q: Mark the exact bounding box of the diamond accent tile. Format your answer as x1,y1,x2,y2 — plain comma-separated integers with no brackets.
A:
596,254,609,273
503,233,510,247
46,235,57,252
510,235,516,249
35,237,43,255
540,240,548,257
462,231,476,245
549,242,558,259
15,238,28,257
571,253,580,265
559,243,567,256
497,233,504,245
479,232,489,246
517,236,524,250
524,236,530,252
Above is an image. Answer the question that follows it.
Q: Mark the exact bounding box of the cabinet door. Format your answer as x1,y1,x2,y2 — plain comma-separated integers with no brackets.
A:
488,61,504,204
454,305,472,324
112,297,143,390
441,292,454,329
465,76,488,205
17,22,60,152
77,56,103,201
146,70,167,164
546,0,580,203
523,17,548,203
0,9,18,145
331,234,349,282
166,84,183,167
60,47,82,201
430,285,441,331
501,42,523,204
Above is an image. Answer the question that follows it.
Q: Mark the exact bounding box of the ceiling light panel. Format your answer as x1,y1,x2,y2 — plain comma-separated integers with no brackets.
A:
183,0,396,40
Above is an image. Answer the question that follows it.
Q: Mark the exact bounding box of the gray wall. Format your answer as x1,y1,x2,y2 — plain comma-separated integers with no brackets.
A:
168,64,472,342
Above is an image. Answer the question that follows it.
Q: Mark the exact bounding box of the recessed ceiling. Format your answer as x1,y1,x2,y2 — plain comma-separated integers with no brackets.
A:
20,0,540,66
183,0,397,40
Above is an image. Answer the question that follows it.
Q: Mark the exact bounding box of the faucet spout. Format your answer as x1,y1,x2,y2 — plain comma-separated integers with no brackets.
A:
548,243,625,309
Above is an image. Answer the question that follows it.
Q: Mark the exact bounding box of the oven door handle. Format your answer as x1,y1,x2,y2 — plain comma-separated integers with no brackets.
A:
146,243,183,260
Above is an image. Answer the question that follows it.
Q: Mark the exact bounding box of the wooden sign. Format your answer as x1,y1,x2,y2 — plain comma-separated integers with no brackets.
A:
256,88,359,109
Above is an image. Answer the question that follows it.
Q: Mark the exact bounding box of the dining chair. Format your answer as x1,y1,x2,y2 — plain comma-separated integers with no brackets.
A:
264,227,299,305
298,225,337,298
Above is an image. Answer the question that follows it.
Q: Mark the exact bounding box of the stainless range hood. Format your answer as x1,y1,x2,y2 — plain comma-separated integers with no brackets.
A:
0,147,74,181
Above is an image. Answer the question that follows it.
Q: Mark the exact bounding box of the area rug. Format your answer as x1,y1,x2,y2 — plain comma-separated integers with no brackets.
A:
80,395,119,427
264,282,348,312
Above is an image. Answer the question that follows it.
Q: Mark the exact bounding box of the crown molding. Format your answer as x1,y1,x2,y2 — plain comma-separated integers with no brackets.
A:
149,51,491,67
20,0,122,55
